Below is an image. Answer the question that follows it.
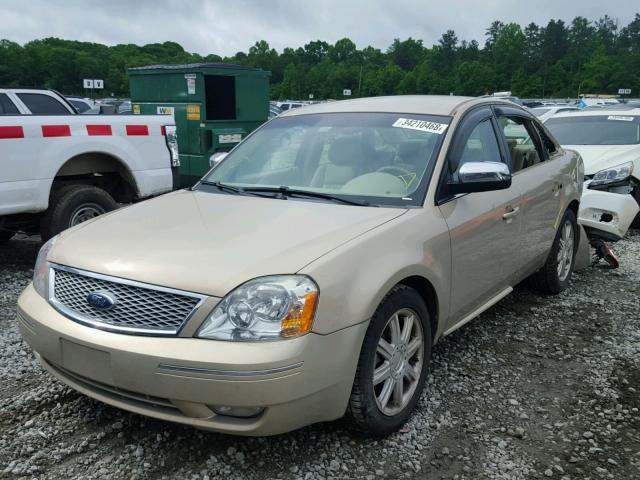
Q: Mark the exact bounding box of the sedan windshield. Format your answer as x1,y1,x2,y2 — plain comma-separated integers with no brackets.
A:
200,112,450,207
546,115,640,145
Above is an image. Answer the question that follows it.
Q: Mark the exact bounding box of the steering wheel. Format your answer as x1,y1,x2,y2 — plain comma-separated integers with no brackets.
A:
376,165,413,177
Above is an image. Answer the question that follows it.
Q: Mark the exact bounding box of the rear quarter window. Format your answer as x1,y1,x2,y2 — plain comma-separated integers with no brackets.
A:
17,93,70,115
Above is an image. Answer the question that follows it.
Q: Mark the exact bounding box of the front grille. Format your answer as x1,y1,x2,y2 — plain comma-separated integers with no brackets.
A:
50,265,205,335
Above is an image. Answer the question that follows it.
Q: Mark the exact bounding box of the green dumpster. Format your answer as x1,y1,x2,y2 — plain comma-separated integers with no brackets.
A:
128,63,271,187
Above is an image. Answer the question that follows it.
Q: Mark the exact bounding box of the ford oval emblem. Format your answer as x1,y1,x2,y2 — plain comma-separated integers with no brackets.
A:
86,291,116,310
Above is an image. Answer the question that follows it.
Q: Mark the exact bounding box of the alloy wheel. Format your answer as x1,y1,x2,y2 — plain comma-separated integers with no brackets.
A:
373,308,424,416
556,219,574,282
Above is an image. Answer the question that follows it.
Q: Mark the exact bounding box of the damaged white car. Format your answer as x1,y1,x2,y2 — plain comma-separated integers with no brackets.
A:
545,110,640,266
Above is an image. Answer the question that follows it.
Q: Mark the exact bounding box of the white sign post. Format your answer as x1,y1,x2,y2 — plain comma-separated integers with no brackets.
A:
618,88,632,95
83,79,104,100
343,89,352,96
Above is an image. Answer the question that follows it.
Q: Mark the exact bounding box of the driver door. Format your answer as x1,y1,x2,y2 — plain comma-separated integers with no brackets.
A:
437,107,524,327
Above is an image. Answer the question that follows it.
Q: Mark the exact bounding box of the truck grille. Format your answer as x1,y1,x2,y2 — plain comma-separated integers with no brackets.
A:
49,265,205,335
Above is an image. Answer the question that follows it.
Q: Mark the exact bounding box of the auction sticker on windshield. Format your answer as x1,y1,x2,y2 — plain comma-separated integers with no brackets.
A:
392,118,448,134
607,115,635,122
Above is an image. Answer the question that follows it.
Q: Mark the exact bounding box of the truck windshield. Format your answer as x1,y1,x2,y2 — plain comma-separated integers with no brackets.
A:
200,112,450,207
546,115,640,145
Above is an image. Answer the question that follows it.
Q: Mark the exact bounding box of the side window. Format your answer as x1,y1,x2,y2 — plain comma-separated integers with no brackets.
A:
0,93,19,114
497,116,545,173
16,93,70,114
532,121,558,157
455,119,502,172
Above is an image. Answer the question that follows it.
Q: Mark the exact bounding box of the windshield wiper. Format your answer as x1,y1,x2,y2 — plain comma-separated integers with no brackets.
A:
199,181,271,198
241,186,375,207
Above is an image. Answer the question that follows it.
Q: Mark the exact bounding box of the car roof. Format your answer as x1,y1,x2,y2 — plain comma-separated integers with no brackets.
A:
550,108,640,119
280,95,502,117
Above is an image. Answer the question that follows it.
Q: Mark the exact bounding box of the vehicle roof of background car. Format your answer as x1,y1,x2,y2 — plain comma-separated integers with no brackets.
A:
552,108,640,118
279,95,500,117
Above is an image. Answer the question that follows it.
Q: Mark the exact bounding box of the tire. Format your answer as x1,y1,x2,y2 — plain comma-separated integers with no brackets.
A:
348,285,432,436
528,209,578,294
40,185,118,241
0,231,15,244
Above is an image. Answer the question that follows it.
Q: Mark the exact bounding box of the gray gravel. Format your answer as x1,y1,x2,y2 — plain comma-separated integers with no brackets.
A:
1,232,639,479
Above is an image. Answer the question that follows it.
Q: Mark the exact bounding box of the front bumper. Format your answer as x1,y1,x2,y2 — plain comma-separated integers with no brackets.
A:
17,284,368,436
578,186,639,241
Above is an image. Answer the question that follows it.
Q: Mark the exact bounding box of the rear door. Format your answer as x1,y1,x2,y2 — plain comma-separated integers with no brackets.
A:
494,106,564,273
437,106,524,325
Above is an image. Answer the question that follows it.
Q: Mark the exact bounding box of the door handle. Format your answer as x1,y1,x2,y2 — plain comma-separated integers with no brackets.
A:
502,206,520,220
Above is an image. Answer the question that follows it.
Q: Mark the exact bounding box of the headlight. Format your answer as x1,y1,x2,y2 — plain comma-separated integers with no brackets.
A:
196,275,319,341
33,236,57,298
590,161,634,186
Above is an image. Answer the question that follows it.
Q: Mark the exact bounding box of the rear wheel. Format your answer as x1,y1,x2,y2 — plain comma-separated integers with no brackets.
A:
40,185,118,241
528,209,577,294
348,285,432,436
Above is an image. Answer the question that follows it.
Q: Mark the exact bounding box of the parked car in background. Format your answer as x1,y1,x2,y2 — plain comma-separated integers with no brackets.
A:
17,95,583,436
1,88,76,114
545,109,640,248
276,100,308,111
578,97,620,109
0,88,179,242
268,103,282,118
65,97,95,113
530,106,580,122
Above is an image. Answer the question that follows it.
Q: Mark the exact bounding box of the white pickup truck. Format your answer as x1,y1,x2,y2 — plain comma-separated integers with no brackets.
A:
0,88,179,242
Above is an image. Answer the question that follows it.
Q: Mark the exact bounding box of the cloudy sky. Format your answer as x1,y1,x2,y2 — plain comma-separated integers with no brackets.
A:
2,0,638,56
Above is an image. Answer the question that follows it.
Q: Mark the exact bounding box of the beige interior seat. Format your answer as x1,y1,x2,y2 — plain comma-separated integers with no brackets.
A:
506,139,517,164
512,145,540,172
310,136,363,189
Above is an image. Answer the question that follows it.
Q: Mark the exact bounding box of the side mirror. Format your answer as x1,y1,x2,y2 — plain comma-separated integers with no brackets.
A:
209,152,228,167
448,161,511,194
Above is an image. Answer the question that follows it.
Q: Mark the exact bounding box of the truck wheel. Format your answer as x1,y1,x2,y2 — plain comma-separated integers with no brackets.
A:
348,285,432,436
41,185,118,241
0,231,15,244
528,209,577,294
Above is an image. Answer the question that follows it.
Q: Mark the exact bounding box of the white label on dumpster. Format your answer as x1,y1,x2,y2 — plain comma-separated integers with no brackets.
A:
219,134,242,144
156,106,175,115
187,78,196,94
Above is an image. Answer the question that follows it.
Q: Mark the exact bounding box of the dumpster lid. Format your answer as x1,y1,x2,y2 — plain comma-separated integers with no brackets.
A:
128,62,264,72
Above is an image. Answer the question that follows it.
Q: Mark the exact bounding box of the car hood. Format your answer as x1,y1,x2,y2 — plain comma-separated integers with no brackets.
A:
50,190,407,297
563,144,640,176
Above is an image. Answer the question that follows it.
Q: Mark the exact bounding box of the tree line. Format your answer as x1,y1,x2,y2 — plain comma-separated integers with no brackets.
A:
1,13,639,100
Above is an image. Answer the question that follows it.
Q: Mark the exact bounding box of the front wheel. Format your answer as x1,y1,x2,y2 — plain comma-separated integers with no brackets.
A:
40,185,118,241
528,209,577,294
348,285,432,436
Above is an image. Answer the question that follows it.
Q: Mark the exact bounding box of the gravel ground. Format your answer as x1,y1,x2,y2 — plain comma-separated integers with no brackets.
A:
1,233,639,480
